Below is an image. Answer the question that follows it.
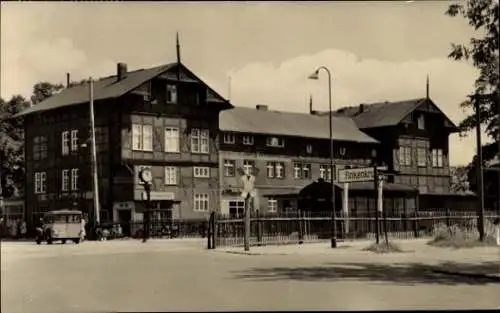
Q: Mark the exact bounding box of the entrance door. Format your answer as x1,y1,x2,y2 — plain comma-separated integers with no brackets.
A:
117,210,132,237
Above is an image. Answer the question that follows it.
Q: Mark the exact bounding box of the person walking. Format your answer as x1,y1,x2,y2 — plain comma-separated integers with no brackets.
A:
80,218,86,242
20,220,27,239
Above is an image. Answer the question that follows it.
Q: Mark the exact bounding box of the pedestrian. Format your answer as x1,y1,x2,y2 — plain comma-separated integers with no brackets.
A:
20,220,27,239
80,218,86,242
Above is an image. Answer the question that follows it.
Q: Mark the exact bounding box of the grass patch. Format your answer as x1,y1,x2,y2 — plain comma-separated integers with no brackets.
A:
428,220,499,249
363,241,404,254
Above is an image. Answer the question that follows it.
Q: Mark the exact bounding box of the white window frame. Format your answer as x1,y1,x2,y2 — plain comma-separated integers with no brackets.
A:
242,135,254,145
268,199,278,213
399,146,412,166
417,148,427,167
166,84,178,104
275,162,284,179
164,166,177,185
34,172,47,194
194,166,210,178
70,130,79,152
319,164,332,181
191,128,209,154
266,162,275,178
223,133,235,144
266,136,285,148
194,193,209,212
229,200,245,218
303,163,311,179
200,129,209,154
164,127,180,153
132,124,143,151
71,168,79,191
62,169,70,192
432,149,444,168
243,160,254,176
61,131,70,155
293,162,302,179
224,160,235,177
142,125,153,152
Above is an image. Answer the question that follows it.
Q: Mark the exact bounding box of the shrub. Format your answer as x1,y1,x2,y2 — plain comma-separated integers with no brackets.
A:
363,242,404,254
428,219,499,248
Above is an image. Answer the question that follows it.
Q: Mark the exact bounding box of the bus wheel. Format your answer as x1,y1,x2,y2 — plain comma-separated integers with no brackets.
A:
74,239,80,244
61,239,66,244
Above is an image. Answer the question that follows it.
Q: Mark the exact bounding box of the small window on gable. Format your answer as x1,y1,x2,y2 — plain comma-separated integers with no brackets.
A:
223,133,235,144
266,136,285,148
417,114,425,130
166,84,178,104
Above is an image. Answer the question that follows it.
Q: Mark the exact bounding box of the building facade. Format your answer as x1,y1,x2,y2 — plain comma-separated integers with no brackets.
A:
19,60,463,230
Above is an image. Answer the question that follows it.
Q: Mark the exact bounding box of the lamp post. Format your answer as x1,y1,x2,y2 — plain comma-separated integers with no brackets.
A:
308,66,337,248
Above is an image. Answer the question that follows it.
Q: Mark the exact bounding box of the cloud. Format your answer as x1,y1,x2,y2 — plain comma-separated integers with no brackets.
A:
227,49,487,166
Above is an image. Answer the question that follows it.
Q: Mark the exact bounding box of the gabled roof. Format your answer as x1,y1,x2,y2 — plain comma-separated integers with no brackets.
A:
219,106,379,144
16,62,229,117
328,97,458,131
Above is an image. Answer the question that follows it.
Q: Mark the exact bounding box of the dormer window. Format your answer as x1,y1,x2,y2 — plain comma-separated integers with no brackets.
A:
166,84,178,104
266,136,285,148
223,133,235,144
242,135,254,145
417,114,425,130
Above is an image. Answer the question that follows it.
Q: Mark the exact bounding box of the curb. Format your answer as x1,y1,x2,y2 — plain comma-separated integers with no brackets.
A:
433,269,500,281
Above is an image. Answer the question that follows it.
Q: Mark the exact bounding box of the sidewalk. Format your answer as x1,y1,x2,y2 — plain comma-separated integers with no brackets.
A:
215,239,500,279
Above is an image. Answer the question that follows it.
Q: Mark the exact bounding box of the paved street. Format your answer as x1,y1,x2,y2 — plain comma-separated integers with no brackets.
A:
2,239,499,312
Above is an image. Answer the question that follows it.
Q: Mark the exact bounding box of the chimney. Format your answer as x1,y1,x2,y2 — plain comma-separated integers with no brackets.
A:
66,73,70,88
309,94,313,114
117,62,128,81
256,104,268,111
359,104,366,113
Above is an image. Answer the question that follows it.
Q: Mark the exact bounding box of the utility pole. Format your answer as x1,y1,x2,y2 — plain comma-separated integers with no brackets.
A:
474,97,485,241
89,78,101,227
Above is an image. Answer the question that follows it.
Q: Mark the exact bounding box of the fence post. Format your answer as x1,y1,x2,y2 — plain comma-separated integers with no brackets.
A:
298,209,304,244
212,212,217,249
413,210,419,238
445,207,451,229
207,212,214,249
256,209,262,246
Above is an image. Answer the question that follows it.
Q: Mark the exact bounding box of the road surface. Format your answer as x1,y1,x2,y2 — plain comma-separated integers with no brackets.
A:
2,239,499,312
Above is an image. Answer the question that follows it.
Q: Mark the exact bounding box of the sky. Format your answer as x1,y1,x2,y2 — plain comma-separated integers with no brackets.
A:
0,1,493,166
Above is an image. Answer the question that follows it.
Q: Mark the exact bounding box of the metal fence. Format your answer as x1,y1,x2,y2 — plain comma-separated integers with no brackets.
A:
210,210,500,248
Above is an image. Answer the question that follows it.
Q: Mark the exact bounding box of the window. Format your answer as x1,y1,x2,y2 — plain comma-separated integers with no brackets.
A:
33,136,48,160
194,193,209,212
418,176,428,193
164,166,177,185
223,133,235,144
266,162,275,178
191,128,209,154
417,148,427,167
229,201,245,218
62,169,70,191
132,124,153,151
243,160,255,176
166,84,178,104
70,130,79,152
293,162,312,179
71,168,79,191
417,114,425,130
399,147,412,166
224,160,236,177
306,144,313,154
242,135,254,145
165,127,180,153
319,164,332,181
431,149,444,168
266,136,285,148
267,162,285,179
34,172,46,194
136,165,152,185
95,127,108,153
268,199,278,213
193,166,210,178
61,131,70,155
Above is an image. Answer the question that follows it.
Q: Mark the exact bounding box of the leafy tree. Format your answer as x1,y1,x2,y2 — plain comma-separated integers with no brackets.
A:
450,165,471,193
0,95,30,198
466,142,499,210
446,0,499,141
30,82,64,105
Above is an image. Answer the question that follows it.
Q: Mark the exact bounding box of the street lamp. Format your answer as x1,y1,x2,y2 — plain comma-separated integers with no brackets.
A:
308,66,337,249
